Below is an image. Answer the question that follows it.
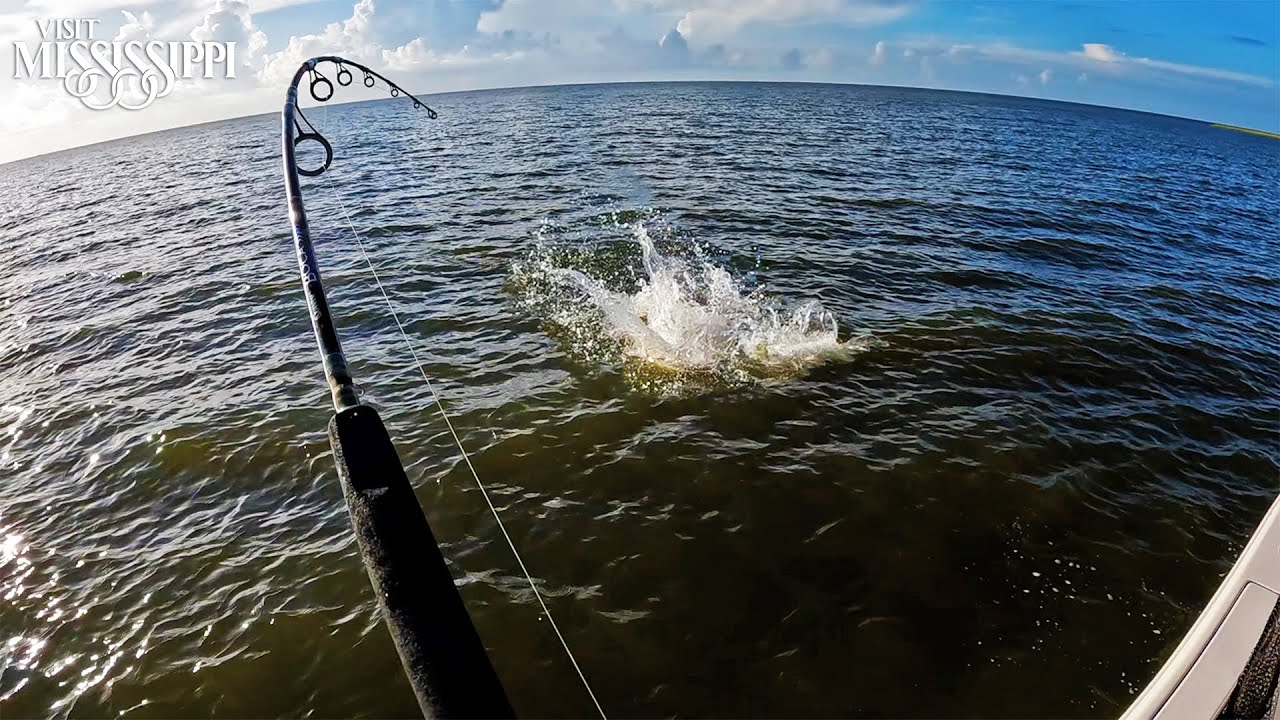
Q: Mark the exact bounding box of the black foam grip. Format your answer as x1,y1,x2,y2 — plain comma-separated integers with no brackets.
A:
329,405,515,719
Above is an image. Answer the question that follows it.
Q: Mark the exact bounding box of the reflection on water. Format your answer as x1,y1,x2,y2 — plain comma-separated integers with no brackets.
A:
0,82,1276,718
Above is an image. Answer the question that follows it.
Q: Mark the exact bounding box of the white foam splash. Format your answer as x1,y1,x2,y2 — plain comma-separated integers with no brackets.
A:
513,216,864,390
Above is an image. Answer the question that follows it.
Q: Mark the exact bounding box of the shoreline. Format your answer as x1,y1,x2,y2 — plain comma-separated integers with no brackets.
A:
1211,123,1280,139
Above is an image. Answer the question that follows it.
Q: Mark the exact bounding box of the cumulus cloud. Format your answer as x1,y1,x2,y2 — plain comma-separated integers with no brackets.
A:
190,0,267,74
3,0,1277,165
20,0,165,16
255,0,538,91
870,40,886,65
382,36,432,71
114,10,153,42
658,26,691,67
474,0,914,52
1082,42,1122,63
258,0,390,84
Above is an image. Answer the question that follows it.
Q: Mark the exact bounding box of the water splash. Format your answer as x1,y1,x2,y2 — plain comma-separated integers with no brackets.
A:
511,212,867,392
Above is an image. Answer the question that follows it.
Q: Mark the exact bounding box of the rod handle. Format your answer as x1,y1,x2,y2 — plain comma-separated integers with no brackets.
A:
329,405,515,719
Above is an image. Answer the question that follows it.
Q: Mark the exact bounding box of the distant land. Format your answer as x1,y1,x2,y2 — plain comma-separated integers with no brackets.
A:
1212,123,1280,139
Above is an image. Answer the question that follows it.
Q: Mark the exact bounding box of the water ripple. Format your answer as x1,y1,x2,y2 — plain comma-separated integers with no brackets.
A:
0,82,1276,717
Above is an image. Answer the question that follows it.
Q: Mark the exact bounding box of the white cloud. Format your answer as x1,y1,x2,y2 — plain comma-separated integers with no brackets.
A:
1082,42,1122,63
253,0,538,79
381,36,431,71
658,27,692,67
258,0,385,84
253,0,333,12
114,10,154,42
937,40,1274,89
477,0,912,46
0,81,80,135
477,0,640,42
1133,56,1274,87
775,32,1274,100
1072,42,1272,87
190,0,268,74
379,37,529,73
671,0,912,40
1,0,1276,165
807,47,834,69
869,40,885,65
22,0,166,16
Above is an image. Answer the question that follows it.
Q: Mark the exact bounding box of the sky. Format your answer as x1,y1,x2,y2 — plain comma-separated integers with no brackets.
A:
1,0,1278,164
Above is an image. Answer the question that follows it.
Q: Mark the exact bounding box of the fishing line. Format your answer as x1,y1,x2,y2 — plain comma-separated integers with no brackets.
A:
321,172,607,720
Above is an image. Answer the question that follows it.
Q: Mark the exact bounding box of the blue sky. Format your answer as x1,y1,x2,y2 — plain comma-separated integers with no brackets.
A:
1,0,1277,163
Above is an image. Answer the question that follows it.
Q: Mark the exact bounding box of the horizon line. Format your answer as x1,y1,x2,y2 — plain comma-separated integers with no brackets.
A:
2,77,1271,168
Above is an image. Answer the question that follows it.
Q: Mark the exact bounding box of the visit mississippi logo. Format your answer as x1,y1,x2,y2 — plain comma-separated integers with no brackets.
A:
12,18,237,111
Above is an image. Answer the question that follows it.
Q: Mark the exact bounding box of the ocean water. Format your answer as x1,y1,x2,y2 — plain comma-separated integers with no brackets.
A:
0,81,1277,718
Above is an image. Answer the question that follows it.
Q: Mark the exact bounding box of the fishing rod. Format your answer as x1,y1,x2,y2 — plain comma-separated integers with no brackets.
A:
280,56,514,719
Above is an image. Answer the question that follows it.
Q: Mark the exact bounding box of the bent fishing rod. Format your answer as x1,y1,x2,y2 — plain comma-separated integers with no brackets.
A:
280,56,513,719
